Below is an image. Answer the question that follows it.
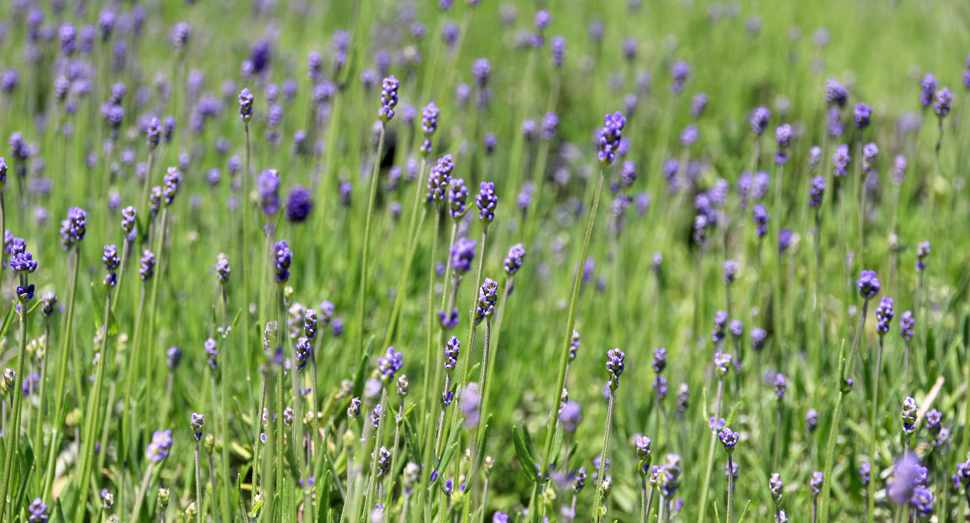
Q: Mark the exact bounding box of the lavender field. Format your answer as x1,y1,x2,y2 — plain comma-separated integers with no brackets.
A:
0,0,967,522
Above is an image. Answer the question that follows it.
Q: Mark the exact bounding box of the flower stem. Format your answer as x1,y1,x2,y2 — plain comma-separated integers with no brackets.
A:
357,124,385,370
726,454,735,523
867,336,885,523
590,390,616,523
536,168,606,520
818,340,848,523
195,440,204,523
0,295,29,516
695,378,724,523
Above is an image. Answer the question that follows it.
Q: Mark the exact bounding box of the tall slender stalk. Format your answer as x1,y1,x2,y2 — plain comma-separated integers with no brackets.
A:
74,288,113,523
195,439,204,523
590,389,616,523
0,294,29,516
866,335,886,523
818,341,848,523
536,168,606,520
695,378,724,523
357,124,385,367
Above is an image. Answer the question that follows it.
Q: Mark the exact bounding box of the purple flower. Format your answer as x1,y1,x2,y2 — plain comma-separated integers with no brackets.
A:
900,311,915,341
378,75,400,122
560,401,582,433
857,270,880,299
190,413,204,440
752,205,769,237
597,112,626,167
751,328,767,352
285,185,314,223
273,240,293,284
854,103,872,129
377,346,404,382
875,297,894,335
718,427,738,452
833,144,851,177
146,429,173,462
934,87,953,118
919,73,938,108
809,176,826,208
29,498,48,523
504,243,526,275
825,80,848,107
670,61,690,94
806,409,819,433
606,348,625,390
476,182,498,225
773,373,787,400
750,106,771,136
449,237,476,275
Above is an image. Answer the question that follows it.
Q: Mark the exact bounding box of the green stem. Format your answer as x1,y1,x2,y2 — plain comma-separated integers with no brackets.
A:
195,441,203,523
535,168,606,522
590,390,616,523
357,125,385,369
867,336,885,523
695,378,724,523
726,454,734,523
0,296,29,516
818,341,848,523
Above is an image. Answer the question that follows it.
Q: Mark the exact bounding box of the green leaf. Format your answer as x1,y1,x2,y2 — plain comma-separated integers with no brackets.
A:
512,426,538,482
0,303,15,341
351,336,376,399
476,414,492,466
521,424,537,461
89,283,119,337
736,500,752,523
724,402,741,427
549,424,564,471
433,439,460,488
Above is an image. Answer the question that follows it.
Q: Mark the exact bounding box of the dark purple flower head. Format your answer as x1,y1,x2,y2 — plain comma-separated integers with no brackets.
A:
606,348,626,390
215,255,231,284
11,249,38,274
775,124,792,148
377,346,404,382
900,311,915,341
901,396,918,435
854,103,872,129
888,453,922,505
59,23,76,55
623,36,638,61
833,144,851,177
102,244,120,272
670,61,690,94
722,260,738,285
769,473,784,504
483,133,497,155
273,240,292,284
806,409,819,433
139,250,155,280
257,169,281,215
714,352,732,377
860,462,871,485
190,412,204,440
448,178,468,219
471,58,491,88
651,347,667,373
925,408,942,437
146,117,161,149
857,270,880,299
773,373,788,400
475,278,499,323
348,398,362,418
427,155,454,203
679,124,698,147
542,112,559,140
752,205,769,237
751,328,767,352
449,237,476,275
378,75,400,122
285,185,314,223
238,88,254,122
875,297,894,336
29,498,48,522
726,319,743,340
476,182,498,225
146,429,173,462
825,80,848,107
58,207,87,251
750,106,771,136
718,427,738,452
778,228,793,255
162,167,182,205
919,73,938,108
444,336,460,372
597,112,626,167
534,9,552,32
504,243,526,275
690,93,708,119
862,142,878,174
934,87,953,117
809,176,826,208
551,36,566,68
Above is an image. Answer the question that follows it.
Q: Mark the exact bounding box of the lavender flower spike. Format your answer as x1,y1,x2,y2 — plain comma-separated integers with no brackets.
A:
476,182,498,225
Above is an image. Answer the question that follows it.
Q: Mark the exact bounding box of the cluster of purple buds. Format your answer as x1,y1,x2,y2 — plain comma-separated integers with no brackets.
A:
714,352,732,377
215,255,231,284
542,112,559,140
774,124,792,164
722,260,738,285
893,155,908,184
273,240,293,284
919,74,938,108
102,244,120,288
371,404,383,428
857,270,880,299
808,146,822,172
752,205,769,238
378,75,399,122
504,243,526,275
427,155,455,203
120,206,136,235
348,398,362,418
750,106,771,136
294,337,311,371
29,498,48,522
444,336,460,371
718,427,738,452
875,297,895,336
204,338,218,369
396,374,409,397
711,311,728,343
551,36,566,68
190,413,204,440
809,176,826,208
806,409,819,433
769,473,784,504
729,320,744,341
476,182,498,225
376,446,392,476
167,347,181,370
238,88,254,122
773,373,787,400
901,396,919,435
862,142,878,174
139,250,156,280
854,103,872,129
59,207,88,250
448,178,468,219
606,348,625,391
619,161,637,189
377,346,404,382
570,330,580,360
475,278,499,323
935,87,953,118
420,103,440,156
146,429,174,462
257,169,281,216
449,237,476,275
833,144,851,177
597,112,626,167
915,241,930,273
690,93,708,119
41,291,57,318
900,311,915,341
670,61,690,94
162,167,182,205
